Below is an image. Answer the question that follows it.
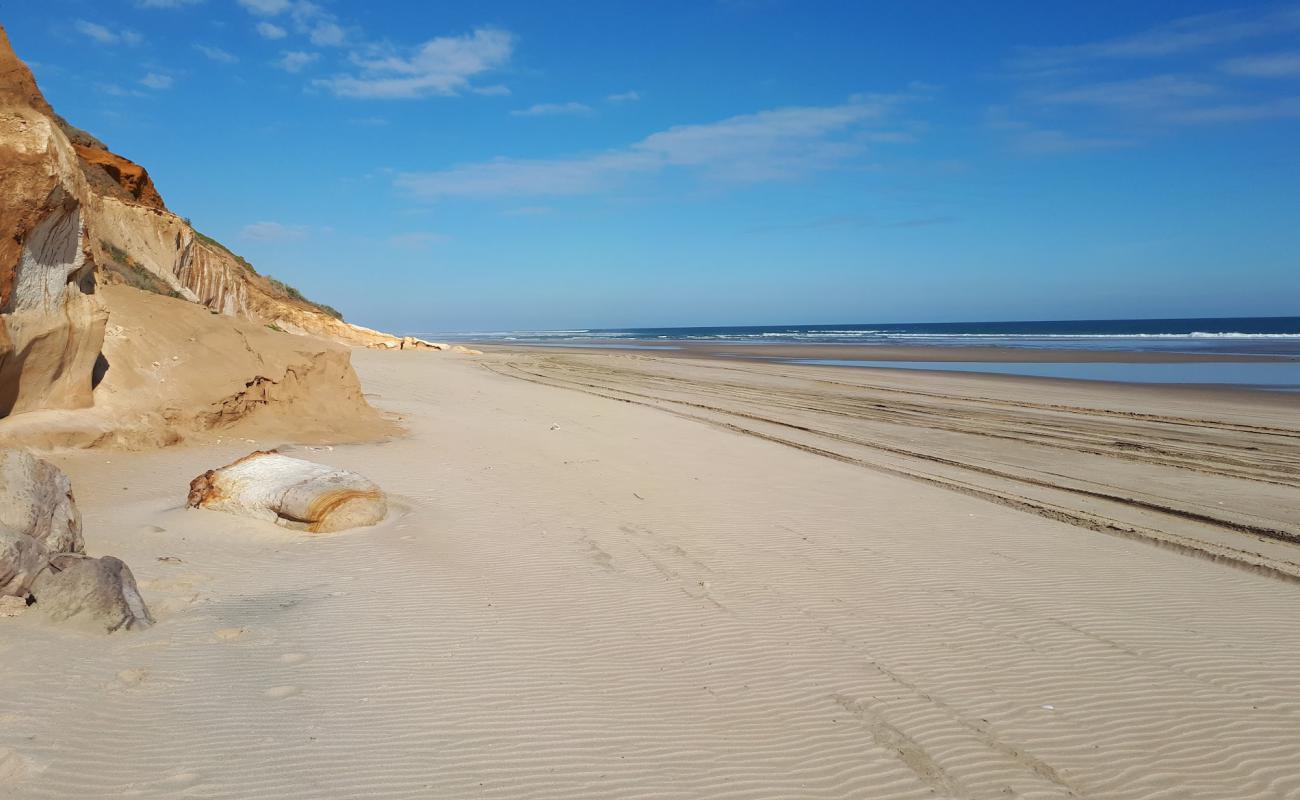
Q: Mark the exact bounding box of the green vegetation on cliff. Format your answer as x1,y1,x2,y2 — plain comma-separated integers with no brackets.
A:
191,229,344,321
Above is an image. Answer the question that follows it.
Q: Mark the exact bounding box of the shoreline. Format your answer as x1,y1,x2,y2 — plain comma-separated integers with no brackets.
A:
473,340,1300,363
473,342,1300,398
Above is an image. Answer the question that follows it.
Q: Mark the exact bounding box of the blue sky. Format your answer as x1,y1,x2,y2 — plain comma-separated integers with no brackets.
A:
6,1,1300,331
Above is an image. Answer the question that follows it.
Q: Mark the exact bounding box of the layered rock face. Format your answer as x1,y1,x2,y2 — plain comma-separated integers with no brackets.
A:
72,143,165,210
0,24,434,449
0,27,107,417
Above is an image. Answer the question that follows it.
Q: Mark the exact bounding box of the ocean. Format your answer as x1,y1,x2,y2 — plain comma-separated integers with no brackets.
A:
425,317,1300,391
433,316,1300,355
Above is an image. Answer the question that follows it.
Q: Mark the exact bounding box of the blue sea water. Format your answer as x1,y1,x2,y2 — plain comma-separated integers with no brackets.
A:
431,317,1300,356
423,317,1300,390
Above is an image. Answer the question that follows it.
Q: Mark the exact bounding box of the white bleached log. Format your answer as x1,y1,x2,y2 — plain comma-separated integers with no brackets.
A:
187,451,386,533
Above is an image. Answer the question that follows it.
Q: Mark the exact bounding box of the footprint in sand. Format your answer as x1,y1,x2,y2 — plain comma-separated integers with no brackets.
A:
214,627,246,641
115,668,149,688
0,747,28,782
278,652,311,666
264,685,301,699
157,771,202,788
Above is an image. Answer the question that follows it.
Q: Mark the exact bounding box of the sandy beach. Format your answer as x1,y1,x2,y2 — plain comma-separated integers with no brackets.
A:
4,349,1299,799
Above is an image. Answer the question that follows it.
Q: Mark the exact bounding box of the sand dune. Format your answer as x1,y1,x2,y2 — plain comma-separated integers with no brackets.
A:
2,350,1298,799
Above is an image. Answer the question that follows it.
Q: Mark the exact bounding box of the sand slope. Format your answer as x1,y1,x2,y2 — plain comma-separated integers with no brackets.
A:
0,285,393,450
2,350,1298,799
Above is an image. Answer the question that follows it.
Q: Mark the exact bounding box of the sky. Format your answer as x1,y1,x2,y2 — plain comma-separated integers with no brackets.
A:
4,1,1300,332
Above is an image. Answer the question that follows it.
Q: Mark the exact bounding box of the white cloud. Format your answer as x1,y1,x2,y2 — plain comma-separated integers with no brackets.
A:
996,9,1300,154
309,22,346,47
75,20,143,46
606,90,640,103
1014,8,1300,70
277,51,320,73
1037,75,1217,108
256,22,287,39
237,0,292,15
511,102,593,117
98,83,146,98
389,232,450,250
240,221,308,242
397,95,904,198
316,27,514,99
1164,97,1300,124
194,43,238,63
139,72,175,90
1014,129,1135,155
1221,52,1300,78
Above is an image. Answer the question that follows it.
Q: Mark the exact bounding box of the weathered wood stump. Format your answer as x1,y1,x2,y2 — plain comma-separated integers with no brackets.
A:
187,451,387,532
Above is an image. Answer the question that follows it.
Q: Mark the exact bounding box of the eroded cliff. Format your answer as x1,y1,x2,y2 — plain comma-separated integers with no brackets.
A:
0,27,106,417
0,25,419,449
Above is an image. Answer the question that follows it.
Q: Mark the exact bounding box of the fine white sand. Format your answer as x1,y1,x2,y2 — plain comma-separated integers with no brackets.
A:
2,348,1299,799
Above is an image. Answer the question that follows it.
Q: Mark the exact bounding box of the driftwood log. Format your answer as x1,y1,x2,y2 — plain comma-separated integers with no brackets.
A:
187,451,386,533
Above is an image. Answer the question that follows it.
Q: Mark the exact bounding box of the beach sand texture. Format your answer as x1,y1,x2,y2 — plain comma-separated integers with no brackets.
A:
2,349,1298,799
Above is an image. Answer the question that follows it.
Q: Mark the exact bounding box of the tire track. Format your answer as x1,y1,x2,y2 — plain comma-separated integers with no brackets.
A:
483,354,1300,582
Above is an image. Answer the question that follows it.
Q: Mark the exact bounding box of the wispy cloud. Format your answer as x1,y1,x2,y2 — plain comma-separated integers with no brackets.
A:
511,101,593,117
607,90,640,103
277,50,320,73
1035,75,1217,109
994,7,1300,154
1221,51,1300,78
75,20,143,46
397,95,910,198
256,22,287,40
315,27,514,99
1013,8,1300,71
389,232,450,250
1164,97,1300,124
237,0,291,15
986,106,1136,154
139,72,175,90
749,214,956,235
239,0,350,47
1014,129,1135,155
98,83,146,98
194,43,239,63
309,21,347,47
240,221,308,242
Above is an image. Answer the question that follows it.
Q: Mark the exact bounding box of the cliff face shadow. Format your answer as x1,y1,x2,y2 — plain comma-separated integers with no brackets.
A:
92,352,110,390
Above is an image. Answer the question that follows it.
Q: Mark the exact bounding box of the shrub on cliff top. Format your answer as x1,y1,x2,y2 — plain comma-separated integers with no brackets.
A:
266,277,344,320
193,230,258,275
190,230,344,322
99,240,183,300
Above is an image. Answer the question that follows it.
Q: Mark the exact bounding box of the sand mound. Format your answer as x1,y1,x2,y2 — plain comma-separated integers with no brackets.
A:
0,285,396,450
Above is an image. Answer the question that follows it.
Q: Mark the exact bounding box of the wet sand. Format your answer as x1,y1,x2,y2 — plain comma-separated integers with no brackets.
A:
478,341,1300,363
